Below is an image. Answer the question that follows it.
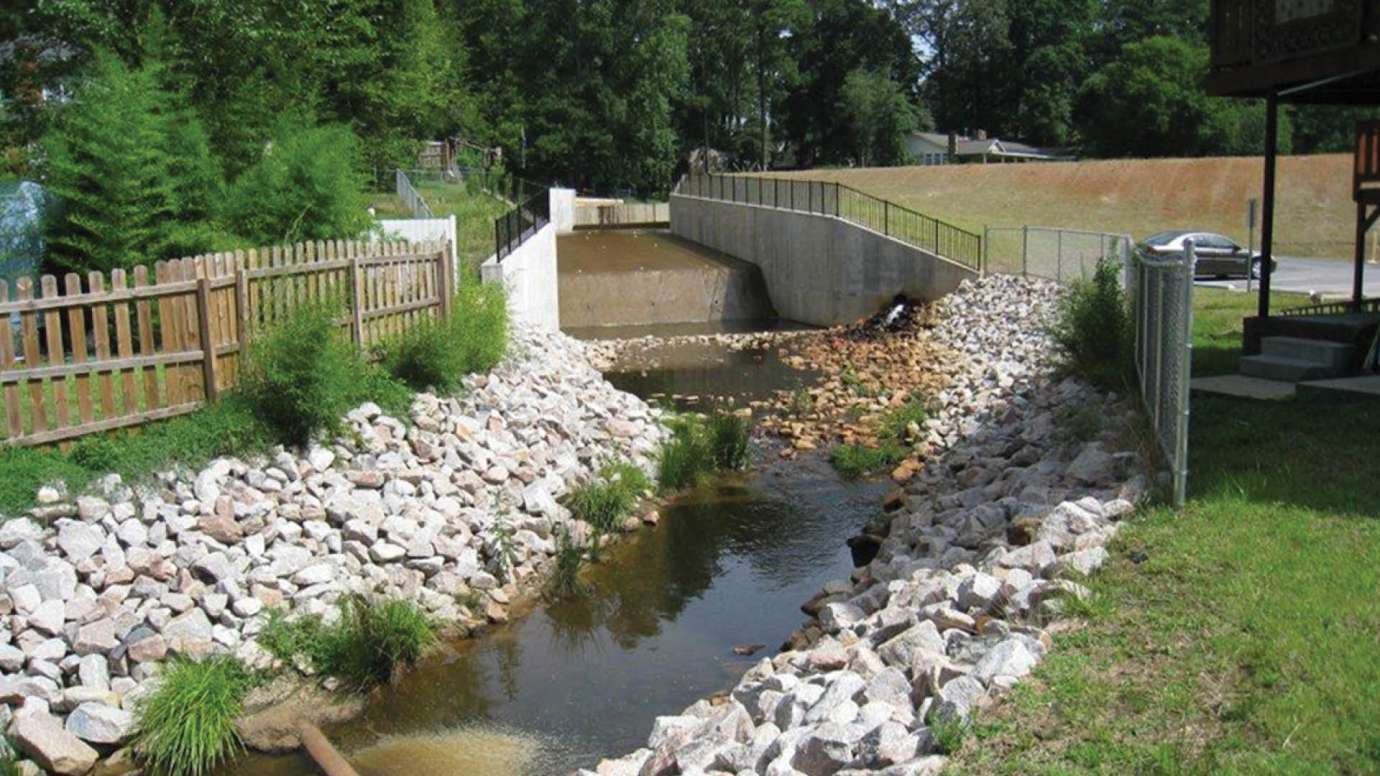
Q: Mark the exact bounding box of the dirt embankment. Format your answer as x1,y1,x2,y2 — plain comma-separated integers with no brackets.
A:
770,154,1351,258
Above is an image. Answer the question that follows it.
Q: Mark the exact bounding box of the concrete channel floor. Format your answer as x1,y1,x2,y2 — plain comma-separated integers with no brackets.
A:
557,229,742,274
1191,374,1298,400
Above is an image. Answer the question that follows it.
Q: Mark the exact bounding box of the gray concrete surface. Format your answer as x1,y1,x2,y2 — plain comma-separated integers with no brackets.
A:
557,231,773,328
1196,257,1380,297
480,190,565,331
670,195,978,327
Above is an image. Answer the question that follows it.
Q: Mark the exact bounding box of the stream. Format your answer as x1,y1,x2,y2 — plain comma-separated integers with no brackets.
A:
231,331,885,776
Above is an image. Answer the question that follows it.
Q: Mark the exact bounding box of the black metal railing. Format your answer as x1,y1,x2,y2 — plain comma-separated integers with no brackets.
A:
674,173,983,272
494,186,550,261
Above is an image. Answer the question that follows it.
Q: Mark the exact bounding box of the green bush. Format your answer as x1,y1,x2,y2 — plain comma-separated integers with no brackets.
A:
221,122,372,245
1051,256,1133,389
565,459,650,534
878,397,928,442
240,300,369,446
258,595,436,691
830,442,906,480
708,412,751,470
132,655,257,776
377,281,508,393
657,411,752,493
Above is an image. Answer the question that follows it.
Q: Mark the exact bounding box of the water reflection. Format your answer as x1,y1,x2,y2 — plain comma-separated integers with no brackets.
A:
232,457,887,776
605,344,816,411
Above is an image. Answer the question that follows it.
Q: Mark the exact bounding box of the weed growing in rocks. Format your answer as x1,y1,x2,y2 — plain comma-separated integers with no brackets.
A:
928,715,970,755
132,655,257,776
829,396,926,479
657,411,751,493
708,413,751,470
567,459,650,555
546,525,589,599
1050,256,1133,389
830,442,906,480
0,736,18,776
378,282,510,393
241,300,411,446
257,595,436,691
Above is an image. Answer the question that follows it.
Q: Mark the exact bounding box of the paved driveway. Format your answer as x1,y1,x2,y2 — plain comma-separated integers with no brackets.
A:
1195,257,1380,297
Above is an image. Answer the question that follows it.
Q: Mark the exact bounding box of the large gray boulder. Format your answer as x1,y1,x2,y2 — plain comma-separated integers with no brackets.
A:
14,713,99,775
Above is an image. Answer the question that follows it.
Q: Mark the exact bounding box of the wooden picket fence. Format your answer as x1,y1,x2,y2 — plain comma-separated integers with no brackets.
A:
0,239,453,447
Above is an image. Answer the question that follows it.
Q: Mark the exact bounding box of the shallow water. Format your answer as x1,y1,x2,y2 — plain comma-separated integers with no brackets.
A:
603,341,817,412
231,334,882,776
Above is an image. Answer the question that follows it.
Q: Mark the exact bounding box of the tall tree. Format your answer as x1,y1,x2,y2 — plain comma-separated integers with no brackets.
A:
838,68,924,166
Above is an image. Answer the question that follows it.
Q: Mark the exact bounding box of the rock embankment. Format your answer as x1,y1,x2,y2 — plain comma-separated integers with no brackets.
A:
583,275,1147,776
0,327,665,769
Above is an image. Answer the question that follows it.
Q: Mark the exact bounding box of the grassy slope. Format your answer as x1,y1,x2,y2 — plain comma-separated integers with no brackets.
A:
770,155,1352,259
370,184,509,277
943,293,1380,775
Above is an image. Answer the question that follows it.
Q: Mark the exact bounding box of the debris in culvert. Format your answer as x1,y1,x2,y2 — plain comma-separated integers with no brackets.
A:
846,294,927,339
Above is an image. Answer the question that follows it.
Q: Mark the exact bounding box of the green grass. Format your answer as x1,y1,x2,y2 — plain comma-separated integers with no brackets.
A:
376,281,509,393
830,442,907,480
829,397,926,480
370,182,510,278
132,655,258,776
943,294,1380,776
565,459,651,534
258,595,436,691
546,524,589,599
656,411,752,493
1191,287,1311,377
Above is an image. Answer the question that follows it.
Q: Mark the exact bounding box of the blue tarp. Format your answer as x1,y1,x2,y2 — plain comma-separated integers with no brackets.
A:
0,180,45,286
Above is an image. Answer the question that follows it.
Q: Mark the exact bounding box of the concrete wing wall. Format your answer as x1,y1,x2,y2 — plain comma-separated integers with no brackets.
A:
377,216,458,276
669,195,978,327
480,221,560,331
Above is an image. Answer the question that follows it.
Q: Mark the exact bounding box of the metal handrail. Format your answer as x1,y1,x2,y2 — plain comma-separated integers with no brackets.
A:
1280,296,1380,317
673,173,983,272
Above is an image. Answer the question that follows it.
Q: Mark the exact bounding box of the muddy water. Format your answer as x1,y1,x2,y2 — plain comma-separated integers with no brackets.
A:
232,338,882,776
602,338,818,412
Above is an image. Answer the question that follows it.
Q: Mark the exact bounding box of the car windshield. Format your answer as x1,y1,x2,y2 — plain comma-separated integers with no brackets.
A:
1143,231,1183,246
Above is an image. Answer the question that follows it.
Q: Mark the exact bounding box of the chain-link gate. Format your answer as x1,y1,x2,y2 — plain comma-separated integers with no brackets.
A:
984,226,1133,283
1130,241,1196,507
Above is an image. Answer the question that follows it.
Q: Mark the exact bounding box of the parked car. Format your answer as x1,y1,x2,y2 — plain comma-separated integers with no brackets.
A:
1139,230,1276,279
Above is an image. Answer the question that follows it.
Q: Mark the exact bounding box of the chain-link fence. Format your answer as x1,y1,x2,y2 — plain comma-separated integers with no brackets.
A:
985,226,1133,283
1130,242,1196,507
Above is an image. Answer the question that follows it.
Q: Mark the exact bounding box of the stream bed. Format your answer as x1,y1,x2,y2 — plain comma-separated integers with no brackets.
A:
232,333,883,776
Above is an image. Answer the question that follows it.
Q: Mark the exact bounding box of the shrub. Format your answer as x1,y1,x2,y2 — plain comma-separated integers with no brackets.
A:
240,300,365,446
221,122,372,245
132,655,256,776
708,412,751,470
376,280,508,394
258,595,436,691
566,459,650,534
547,525,588,599
878,396,928,442
831,442,906,480
1051,256,1133,389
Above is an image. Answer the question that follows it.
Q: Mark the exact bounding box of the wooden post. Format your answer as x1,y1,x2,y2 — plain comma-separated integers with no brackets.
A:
439,244,454,320
299,724,361,776
1258,92,1278,319
235,265,250,346
349,256,366,348
196,277,220,403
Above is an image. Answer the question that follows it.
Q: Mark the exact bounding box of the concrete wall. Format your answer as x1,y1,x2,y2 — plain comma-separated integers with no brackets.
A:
670,194,979,326
377,216,457,277
559,258,772,329
574,202,670,229
550,188,576,234
480,189,566,331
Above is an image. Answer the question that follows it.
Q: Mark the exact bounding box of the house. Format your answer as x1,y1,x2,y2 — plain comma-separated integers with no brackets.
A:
904,131,1074,166
1203,0,1380,388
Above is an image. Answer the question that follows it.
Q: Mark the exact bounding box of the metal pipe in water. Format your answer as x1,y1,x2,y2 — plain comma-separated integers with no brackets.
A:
300,723,361,776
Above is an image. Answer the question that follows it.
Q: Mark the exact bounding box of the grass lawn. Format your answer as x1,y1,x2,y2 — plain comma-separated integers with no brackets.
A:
943,292,1380,775
1191,287,1311,377
369,183,510,277
769,155,1354,259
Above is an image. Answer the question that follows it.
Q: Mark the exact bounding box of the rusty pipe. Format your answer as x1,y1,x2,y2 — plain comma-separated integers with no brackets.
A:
299,723,362,776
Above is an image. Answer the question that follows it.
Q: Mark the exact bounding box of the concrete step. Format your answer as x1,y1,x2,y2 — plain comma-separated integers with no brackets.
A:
1239,354,1345,382
1260,336,1355,370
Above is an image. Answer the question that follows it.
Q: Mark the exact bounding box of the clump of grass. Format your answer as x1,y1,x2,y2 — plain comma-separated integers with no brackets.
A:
376,281,509,393
708,412,751,470
878,396,928,441
132,655,257,776
257,595,436,690
566,459,650,534
928,713,970,755
1050,256,1133,389
0,735,19,776
829,395,925,480
657,411,753,493
831,442,907,480
546,525,588,599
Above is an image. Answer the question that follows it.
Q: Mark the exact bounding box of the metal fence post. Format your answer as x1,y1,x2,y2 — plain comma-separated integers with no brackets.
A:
1021,226,1029,277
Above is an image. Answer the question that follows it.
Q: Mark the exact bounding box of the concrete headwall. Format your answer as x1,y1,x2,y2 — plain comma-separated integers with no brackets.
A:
377,215,458,276
550,188,576,234
480,192,565,331
670,195,979,326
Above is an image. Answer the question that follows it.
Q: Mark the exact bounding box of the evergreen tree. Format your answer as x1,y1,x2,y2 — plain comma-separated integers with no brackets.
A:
42,52,178,274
